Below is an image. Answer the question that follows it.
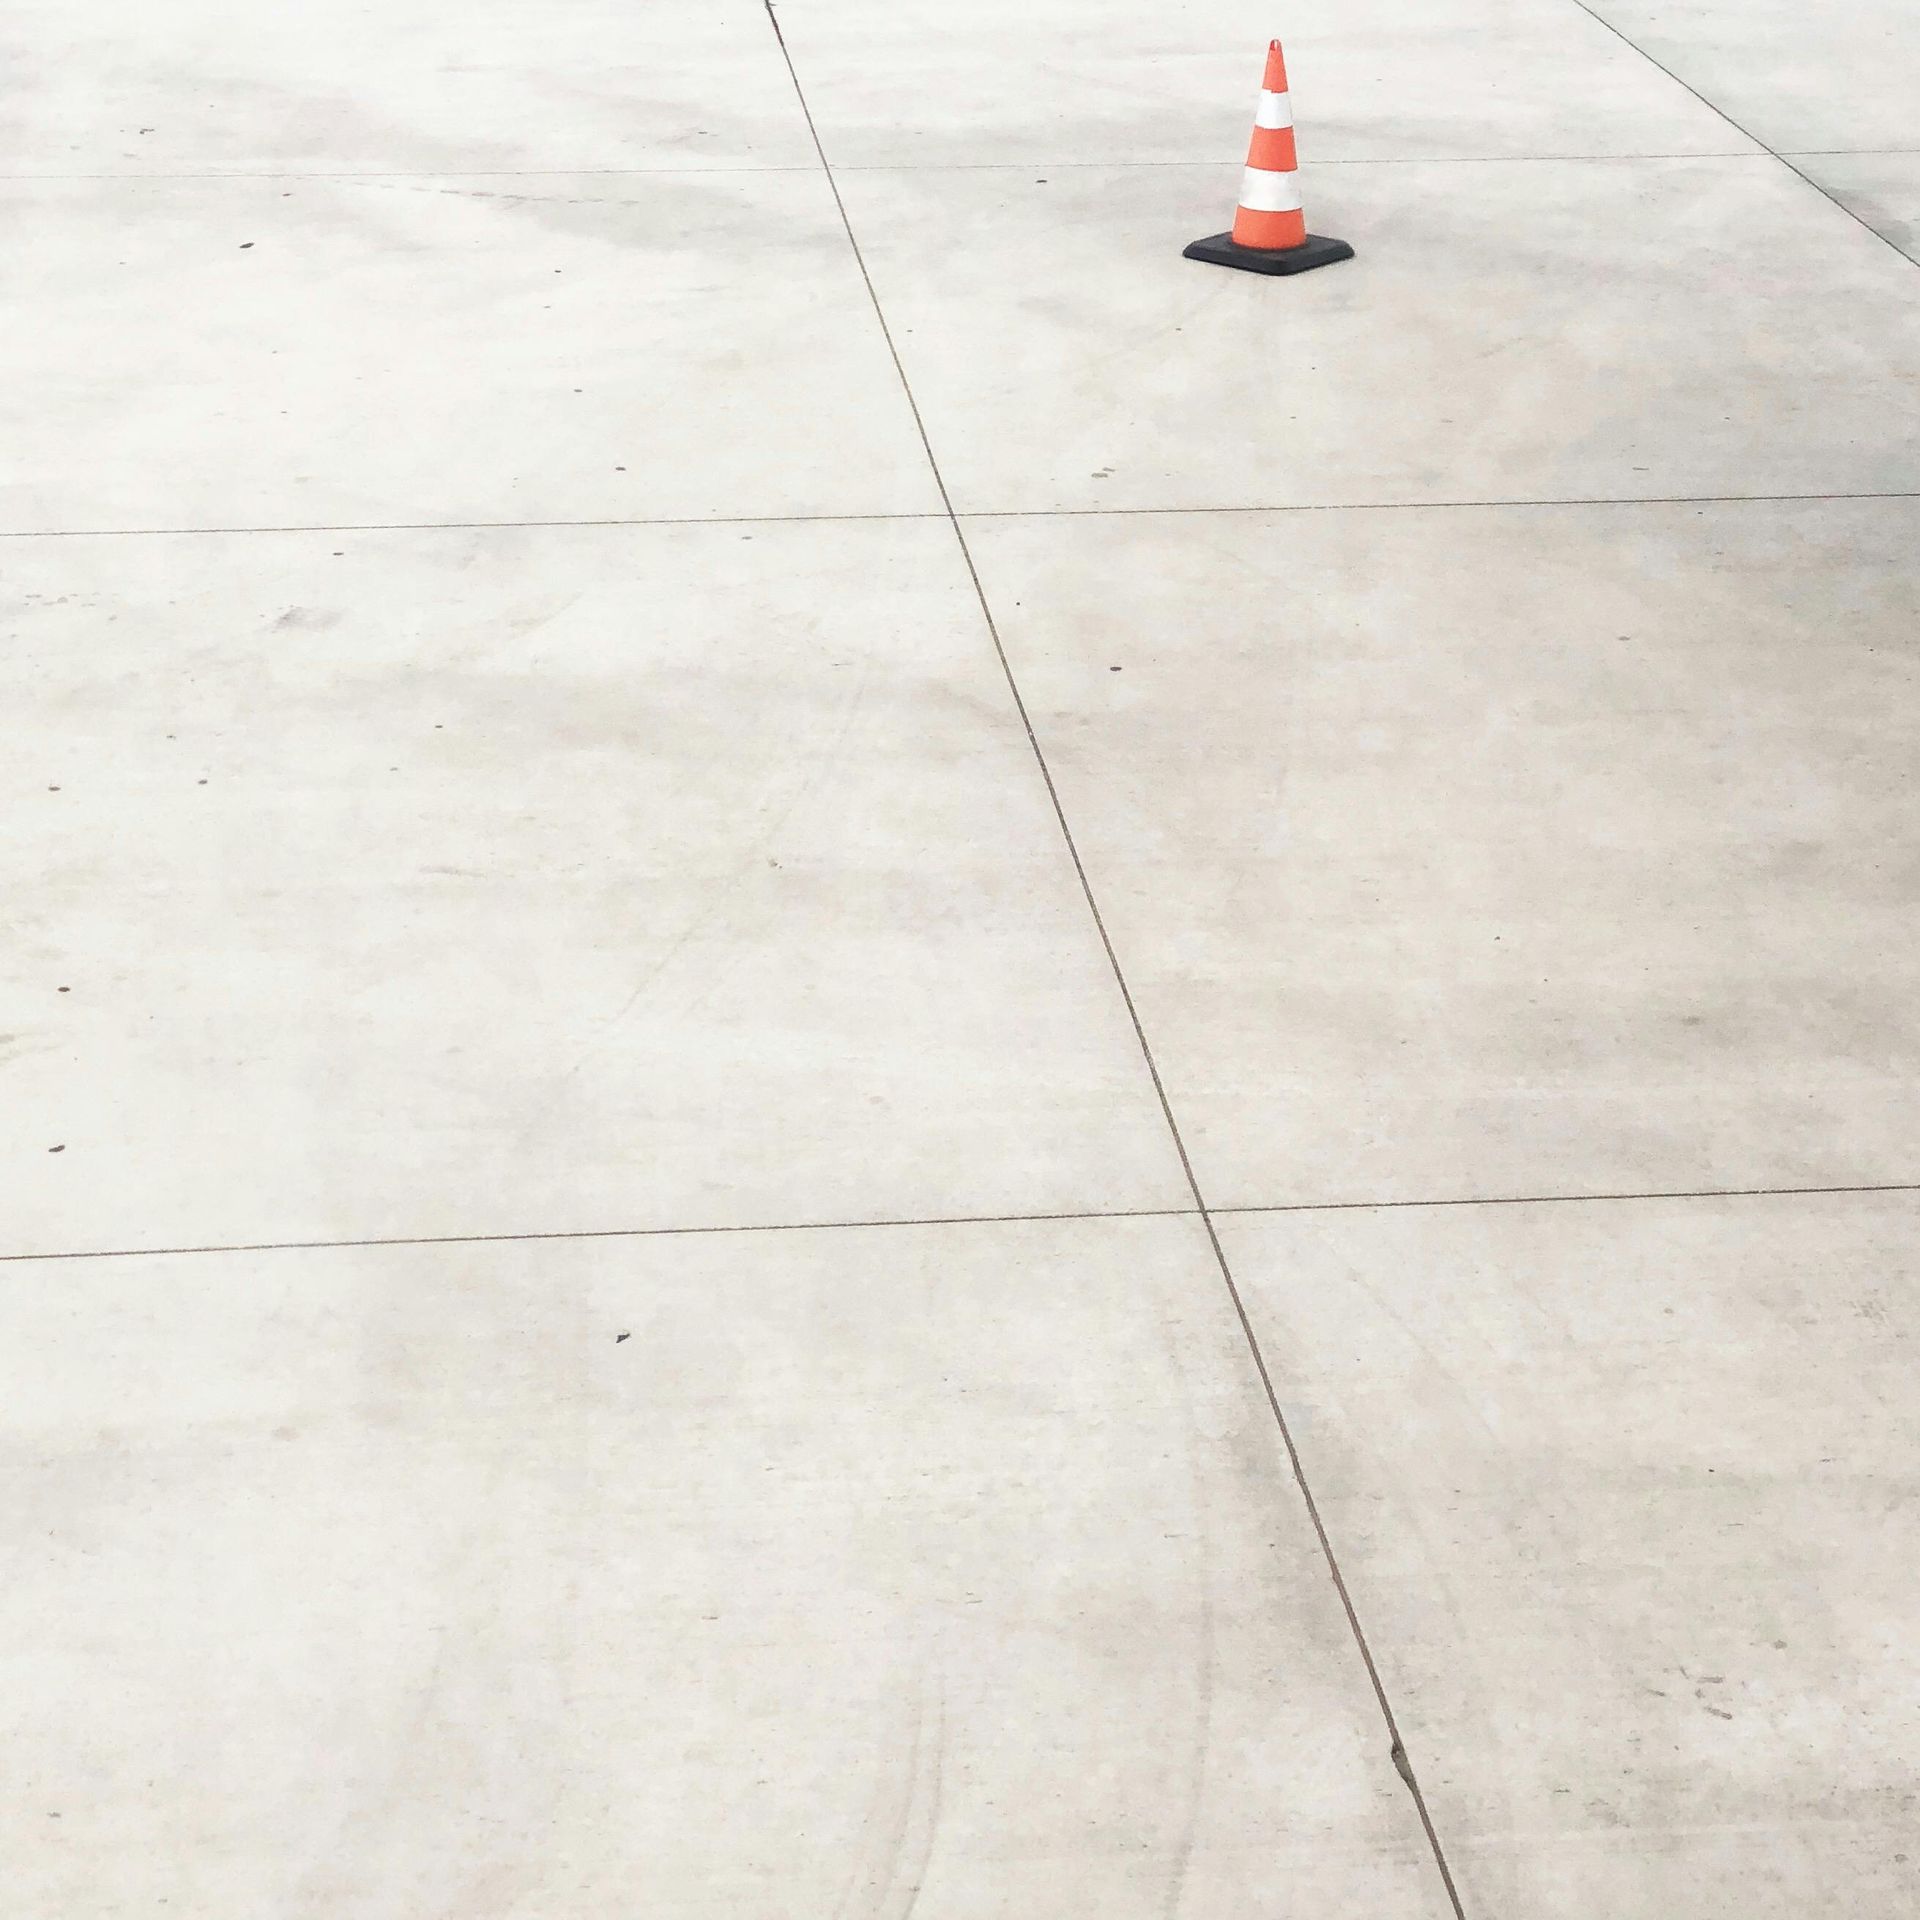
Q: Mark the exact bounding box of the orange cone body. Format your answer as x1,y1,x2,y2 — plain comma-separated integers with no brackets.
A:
1230,42,1308,250
1183,38,1352,276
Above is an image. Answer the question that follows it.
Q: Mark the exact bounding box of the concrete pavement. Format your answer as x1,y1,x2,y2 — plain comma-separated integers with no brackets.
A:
5,2,1918,1913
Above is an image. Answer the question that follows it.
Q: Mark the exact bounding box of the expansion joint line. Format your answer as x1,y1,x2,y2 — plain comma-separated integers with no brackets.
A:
1564,0,1920,271
759,7,1467,1911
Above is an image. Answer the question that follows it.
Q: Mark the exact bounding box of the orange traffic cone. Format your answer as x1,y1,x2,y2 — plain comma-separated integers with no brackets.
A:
1185,41,1352,276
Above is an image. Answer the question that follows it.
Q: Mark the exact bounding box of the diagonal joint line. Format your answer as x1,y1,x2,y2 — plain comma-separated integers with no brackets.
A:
1563,0,1920,269
760,6,1467,1911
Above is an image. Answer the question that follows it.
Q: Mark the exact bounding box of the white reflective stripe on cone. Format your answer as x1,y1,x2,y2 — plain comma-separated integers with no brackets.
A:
1253,89,1294,130
1238,166,1303,214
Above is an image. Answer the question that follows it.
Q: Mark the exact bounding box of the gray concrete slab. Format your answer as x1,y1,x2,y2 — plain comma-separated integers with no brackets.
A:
1581,0,1920,156
776,0,1754,166
839,157,1920,514
1217,1192,1920,1918
0,0,815,174
1799,151,1920,265
1,1215,1452,1919
1,519,1189,1255
968,497,1920,1208
0,172,940,533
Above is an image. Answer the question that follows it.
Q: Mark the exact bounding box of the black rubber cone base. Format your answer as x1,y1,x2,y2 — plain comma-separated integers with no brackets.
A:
1183,230,1354,276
